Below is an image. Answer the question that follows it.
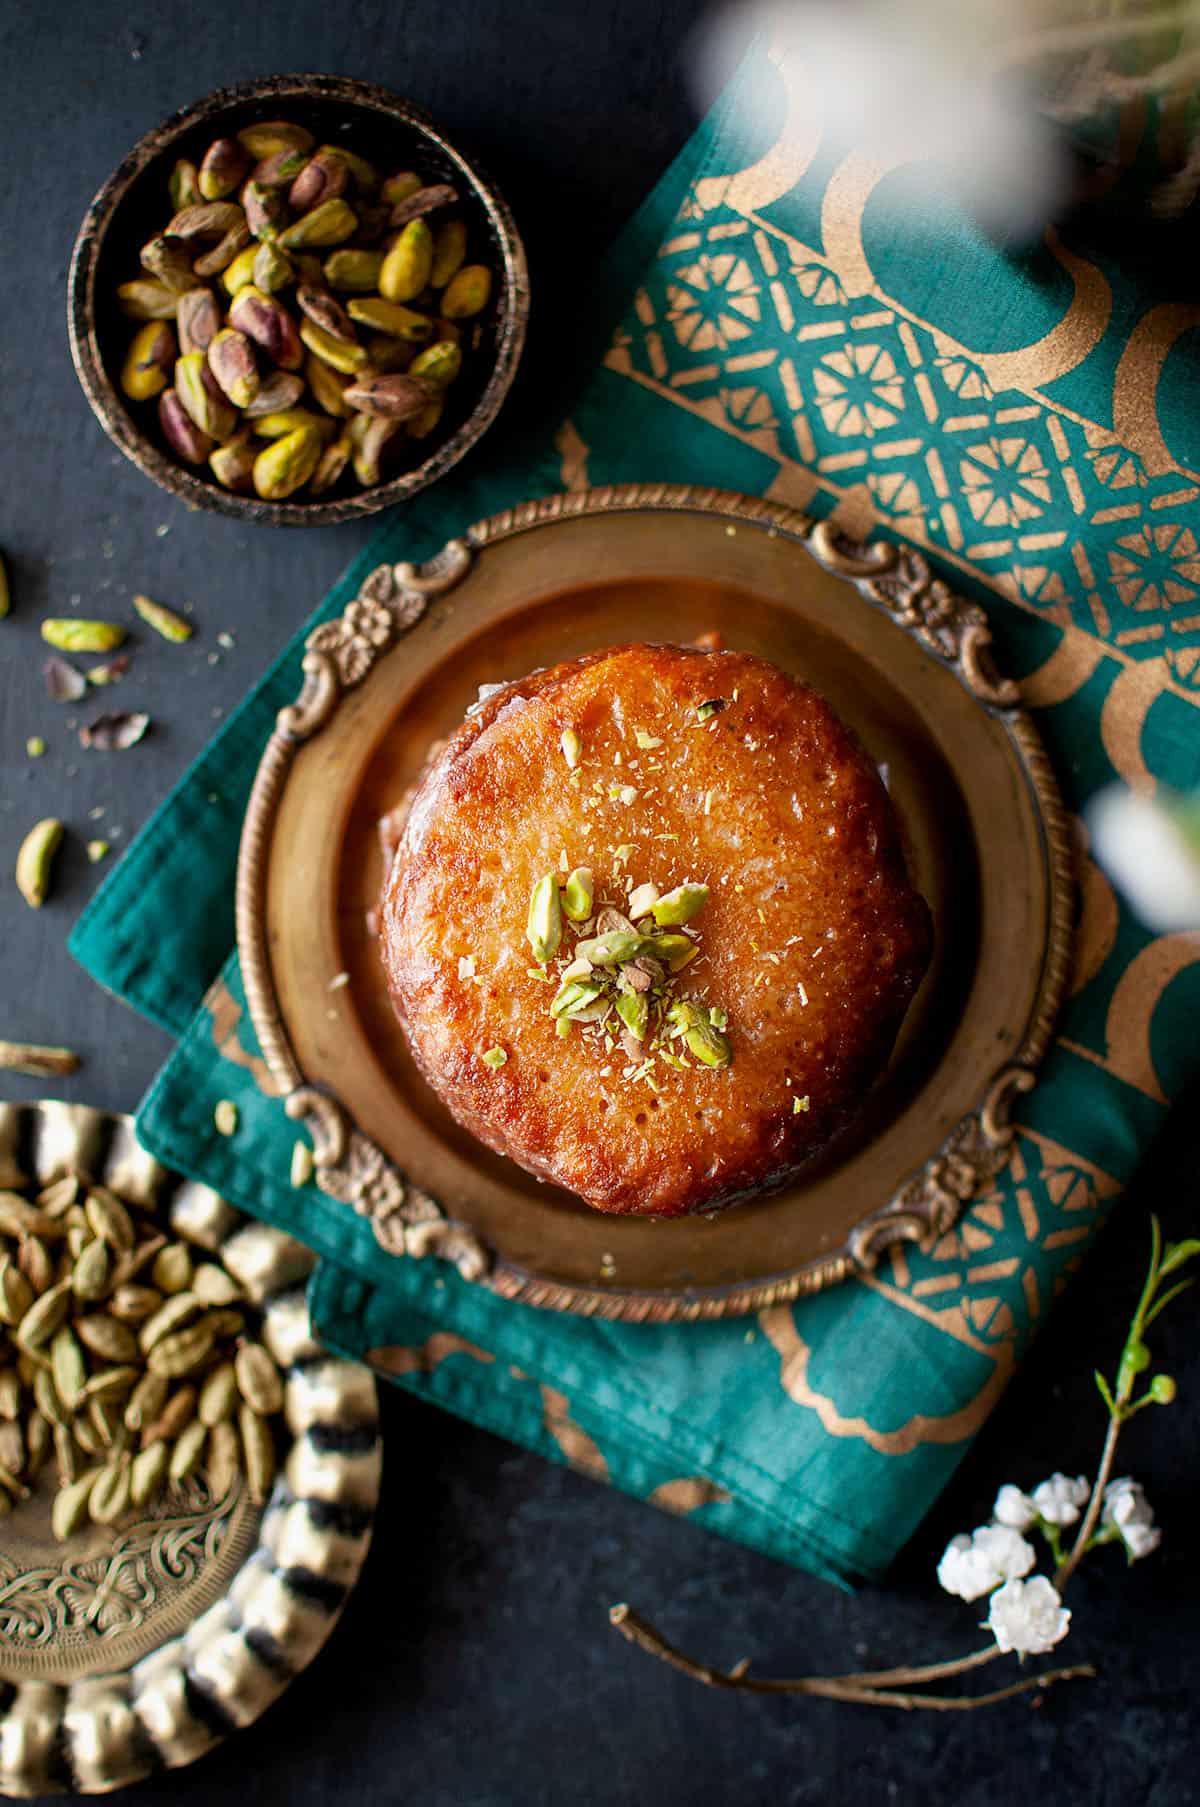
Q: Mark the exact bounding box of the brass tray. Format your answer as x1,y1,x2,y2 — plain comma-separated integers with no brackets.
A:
0,1100,379,1795
237,484,1073,1323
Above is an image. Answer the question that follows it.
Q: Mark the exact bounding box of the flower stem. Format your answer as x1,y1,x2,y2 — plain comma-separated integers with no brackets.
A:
1056,1408,1122,1590
609,1606,1093,1710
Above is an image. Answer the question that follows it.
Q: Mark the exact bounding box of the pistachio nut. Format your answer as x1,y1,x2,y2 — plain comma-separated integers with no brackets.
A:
52,1469,98,1541
169,1416,208,1484
51,1326,87,1412
207,327,260,408
320,144,378,190
379,219,434,303
387,181,457,228
117,279,179,320
305,350,353,416
278,197,357,249
380,170,422,207
139,234,197,293
405,395,444,439
526,873,564,964
130,1439,169,1507
561,868,595,922
651,932,697,969
236,120,314,160
158,387,214,462
120,320,175,401
408,339,462,388
299,317,369,374
651,883,709,927
175,352,237,440
289,148,349,214
243,368,305,416
323,248,385,291
15,817,64,909
252,425,322,501
295,282,357,343
198,1359,238,1426
442,263,493,319
133,593,192,642
85,1188,135,1250
236,178,282,244
221,243,260,295
209,432,257,493
123,1369,168,1433
168,158,201,211
345,296,433,340
365,333,415,373
252,407,334,440
666,999,732,1068
234,1340,283,1415
252,238,293,293
251,146,311,189
626,882,661,921
194,219,254,278
198,136,250,201
166,200,244,242
228,285,304,369
349,414,402,486
430,218,468,288
207,1420,241,1499
309,433,352,494
573,929,657,967
342,372,433,419
176,285,222,355
549,977,607,1020
89,1458,132,1525
239,1403,276,1505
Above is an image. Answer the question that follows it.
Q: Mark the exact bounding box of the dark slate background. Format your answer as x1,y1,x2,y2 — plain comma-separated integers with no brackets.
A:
1,3,1197,1802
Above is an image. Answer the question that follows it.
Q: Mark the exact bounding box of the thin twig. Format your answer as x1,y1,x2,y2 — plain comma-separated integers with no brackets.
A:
609,1606,1095,1711
1056,1409,1121,1590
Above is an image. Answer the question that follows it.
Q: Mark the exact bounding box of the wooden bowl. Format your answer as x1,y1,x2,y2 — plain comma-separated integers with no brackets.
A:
67,74,529,527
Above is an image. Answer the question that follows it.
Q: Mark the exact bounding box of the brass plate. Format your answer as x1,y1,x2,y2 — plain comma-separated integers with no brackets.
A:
237,484,1073,1322
0,1100,379,1796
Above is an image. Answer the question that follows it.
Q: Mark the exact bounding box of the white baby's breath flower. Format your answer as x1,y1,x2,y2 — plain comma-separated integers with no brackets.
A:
1102,1477,1162,1561
1087,785,1200,933
992,1484,1037,1531
1031,1473,1090,1527
937,1524,1036,1601
986,1576,1071,1656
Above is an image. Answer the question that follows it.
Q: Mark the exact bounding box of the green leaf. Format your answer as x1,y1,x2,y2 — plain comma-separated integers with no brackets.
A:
1144,1276,1196,1328
1159,1238,1200,1278
1094,1369,1117,1415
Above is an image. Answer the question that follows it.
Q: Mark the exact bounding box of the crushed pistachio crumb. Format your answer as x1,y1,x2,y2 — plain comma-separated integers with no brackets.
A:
561,727,582,769
26,736,45,758
214,1099,238,1137
696,699,725,723
481,1046,508,1070
86,839,110,863
634,728,663,750
793,1094,811,1114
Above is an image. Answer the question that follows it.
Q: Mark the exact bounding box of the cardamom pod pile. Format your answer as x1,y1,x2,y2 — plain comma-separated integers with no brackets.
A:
115,119,494,500
0,1174,284,1540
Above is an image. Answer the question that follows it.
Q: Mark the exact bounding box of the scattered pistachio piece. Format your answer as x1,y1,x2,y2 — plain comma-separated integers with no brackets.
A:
560,727,582,769
0,1041,81,1078
626,882,660,921
133,594,193,642
526,873,563,965
41,620,125,654
290,1140,314,1188
792,1094,810,1113
709,1005,728,1029
78,712,150,751
213,1100,238,1137
651,883,709,927
614,991,649,1042
561,868,594,922
87,654,130,687
634,728,662,750
87,841,110,864
696,699,725,723
555,1018,573,1039
15,819,64,909
667,1000,731,1069
481,1046,507,1070
26,737,45,759
43,655,87,702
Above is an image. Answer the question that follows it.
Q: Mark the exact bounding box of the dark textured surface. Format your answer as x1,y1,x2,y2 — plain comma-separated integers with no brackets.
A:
1,4,1197,1802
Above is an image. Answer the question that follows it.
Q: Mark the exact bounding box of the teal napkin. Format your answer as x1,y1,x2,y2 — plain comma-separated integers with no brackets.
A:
71,46,1200,1586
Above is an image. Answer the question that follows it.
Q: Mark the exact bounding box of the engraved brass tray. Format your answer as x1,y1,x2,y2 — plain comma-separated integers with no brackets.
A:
237,484,1073,1322
0,1100,379,1795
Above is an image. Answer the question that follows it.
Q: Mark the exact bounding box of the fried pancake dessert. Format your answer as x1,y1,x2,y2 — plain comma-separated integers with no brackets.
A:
380,642,932,1218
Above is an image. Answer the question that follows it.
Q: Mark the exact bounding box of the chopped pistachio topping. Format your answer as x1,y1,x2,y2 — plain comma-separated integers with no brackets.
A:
696,698,725,722
560,727,582,769
134,593,193,642
86,839,110,863
26,736,45,758
526,872,563,964
793,1094,811,1114
709,1005,727,1029
652,883,709,927
626,881,660,921
213,1099,238,1136
481,1046,508,1069
561,867,594,922
634,728,663,750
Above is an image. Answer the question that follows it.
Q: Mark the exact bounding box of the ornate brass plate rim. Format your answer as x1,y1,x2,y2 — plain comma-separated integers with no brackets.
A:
235,481,1074,1322
0,1099,380,1795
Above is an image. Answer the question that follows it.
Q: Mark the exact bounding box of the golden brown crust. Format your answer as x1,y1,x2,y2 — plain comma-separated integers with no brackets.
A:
380,643,931,1217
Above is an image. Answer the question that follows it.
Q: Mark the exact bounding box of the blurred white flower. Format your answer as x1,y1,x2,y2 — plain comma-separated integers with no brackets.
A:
1087,785,1200,934
937,1524,1036,1600
1102,1477,1162,1560
986,1576,1071,1655
993,1484,1037,1531
1032,1473,1090,1526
